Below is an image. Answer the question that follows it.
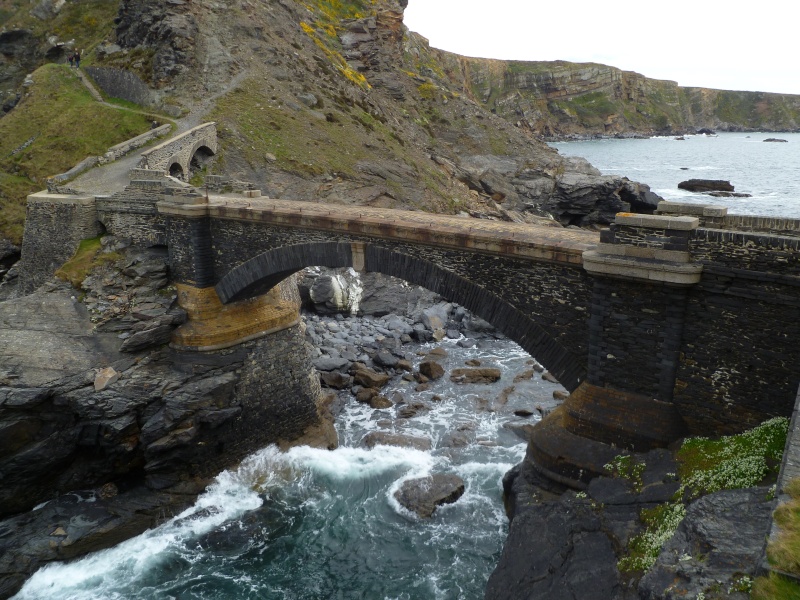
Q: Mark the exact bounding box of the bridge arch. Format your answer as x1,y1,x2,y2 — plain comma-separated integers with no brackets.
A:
215,241,586,392
169,161,185,179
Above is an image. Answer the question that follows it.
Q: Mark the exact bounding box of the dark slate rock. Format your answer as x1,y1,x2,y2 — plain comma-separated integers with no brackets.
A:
677,179,735,193
373,350,399,368
486,501,621,600
638,487,774,600
119,324,173,352
393,473,465,518
313,356,349,371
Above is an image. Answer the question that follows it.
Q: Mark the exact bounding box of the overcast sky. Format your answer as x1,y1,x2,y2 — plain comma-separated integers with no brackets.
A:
403,0,799,95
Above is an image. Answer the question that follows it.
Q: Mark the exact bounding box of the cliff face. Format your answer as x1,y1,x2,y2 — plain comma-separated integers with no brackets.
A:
432,54,800,136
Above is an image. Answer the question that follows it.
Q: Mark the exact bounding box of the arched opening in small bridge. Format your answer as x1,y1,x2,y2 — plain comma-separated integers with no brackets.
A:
190,144,215,180
169,162,185,180
215,242,586,392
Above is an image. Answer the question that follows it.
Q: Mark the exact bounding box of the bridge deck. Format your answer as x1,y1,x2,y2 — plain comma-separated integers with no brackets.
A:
207,197,599,266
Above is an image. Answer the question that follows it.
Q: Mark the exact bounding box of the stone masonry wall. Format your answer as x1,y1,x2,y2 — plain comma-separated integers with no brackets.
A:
138,122,217,174
587,278,688,401
207,219,593,390
666,228,800,434
17,193,102,294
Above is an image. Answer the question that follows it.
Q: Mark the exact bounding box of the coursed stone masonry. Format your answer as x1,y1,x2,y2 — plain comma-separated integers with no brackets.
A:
16,192,102,293
138,122,217,180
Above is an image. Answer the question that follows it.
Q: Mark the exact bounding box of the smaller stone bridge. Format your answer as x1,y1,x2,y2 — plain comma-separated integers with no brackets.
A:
137,122,217,181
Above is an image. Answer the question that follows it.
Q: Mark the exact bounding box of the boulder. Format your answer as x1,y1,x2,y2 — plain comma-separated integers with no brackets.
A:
369,395,393,409
420,303,452,332
355,388,376,403
393,474,465,518
319,371,352,389
397,401,429,419
313,356,350,372
419,360,445,380
542,371,559,384
763,138,788,142
361,431,431,451
708,191,752,198
373,350,399,368
677,179,735,193
357,272,441,317
450,368,501,384
352,366,390,389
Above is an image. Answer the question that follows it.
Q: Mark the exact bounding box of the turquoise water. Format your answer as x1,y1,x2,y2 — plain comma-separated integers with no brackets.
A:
552,132,800,217
14,337,561,600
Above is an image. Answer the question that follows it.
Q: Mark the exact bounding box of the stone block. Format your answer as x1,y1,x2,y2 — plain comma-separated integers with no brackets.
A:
615,213,699,231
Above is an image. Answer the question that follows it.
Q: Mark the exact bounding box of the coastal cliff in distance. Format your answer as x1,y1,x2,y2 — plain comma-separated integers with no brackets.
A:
426,50,800,137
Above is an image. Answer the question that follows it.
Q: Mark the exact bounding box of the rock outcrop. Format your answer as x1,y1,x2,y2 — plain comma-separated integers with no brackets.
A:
0,238,333,597
677,179,735,193
394,473,465,518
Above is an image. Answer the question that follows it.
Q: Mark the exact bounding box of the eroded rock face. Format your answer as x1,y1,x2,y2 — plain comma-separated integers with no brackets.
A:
115,0,199,84
0,240,329,596
393,473,465,518
638,488,773,599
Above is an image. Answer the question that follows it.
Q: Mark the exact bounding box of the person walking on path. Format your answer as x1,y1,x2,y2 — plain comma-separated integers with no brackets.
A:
74,49,81,69
67,52,74,67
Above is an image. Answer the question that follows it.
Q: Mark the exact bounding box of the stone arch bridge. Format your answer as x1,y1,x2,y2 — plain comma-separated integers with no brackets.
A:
137,122,217,181
19,172,800,486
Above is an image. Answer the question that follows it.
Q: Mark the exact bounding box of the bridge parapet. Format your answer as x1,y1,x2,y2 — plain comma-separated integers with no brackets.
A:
207,198,596,266
138,122,217,181
583,213,703,285
658,200,800,237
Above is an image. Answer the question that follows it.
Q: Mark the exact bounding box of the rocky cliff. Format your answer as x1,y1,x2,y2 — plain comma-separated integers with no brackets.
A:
420,52,800,137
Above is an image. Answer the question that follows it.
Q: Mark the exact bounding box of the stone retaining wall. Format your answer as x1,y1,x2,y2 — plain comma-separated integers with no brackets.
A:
16,192,102,293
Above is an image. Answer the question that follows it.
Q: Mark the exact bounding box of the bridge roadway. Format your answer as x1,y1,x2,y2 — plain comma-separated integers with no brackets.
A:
203,196,599,266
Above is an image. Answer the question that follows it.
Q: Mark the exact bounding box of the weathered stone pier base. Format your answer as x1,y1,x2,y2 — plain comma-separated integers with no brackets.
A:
529,213,701,487
171,284,300,351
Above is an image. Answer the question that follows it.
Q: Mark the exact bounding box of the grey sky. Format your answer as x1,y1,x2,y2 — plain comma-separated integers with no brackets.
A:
404,0,799,95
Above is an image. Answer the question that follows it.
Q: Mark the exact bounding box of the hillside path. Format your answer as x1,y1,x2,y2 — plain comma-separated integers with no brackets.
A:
69,69,249,195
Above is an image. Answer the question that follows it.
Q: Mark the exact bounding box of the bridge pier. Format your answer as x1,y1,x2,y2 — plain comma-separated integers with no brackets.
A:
157,192,299,351
530,213,703,487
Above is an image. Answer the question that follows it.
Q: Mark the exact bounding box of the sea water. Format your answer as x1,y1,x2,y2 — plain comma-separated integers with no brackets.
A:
552,132,800,217
14,337,563,600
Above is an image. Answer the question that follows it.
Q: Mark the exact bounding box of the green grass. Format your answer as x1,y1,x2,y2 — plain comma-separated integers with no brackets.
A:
752,572,800,599
765,478,800,576
54,236,121,288
616,417,789,574
0,63,155,243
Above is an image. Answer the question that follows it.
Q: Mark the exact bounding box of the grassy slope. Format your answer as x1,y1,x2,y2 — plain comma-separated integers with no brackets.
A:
0,0,119,51
0,63,154,243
